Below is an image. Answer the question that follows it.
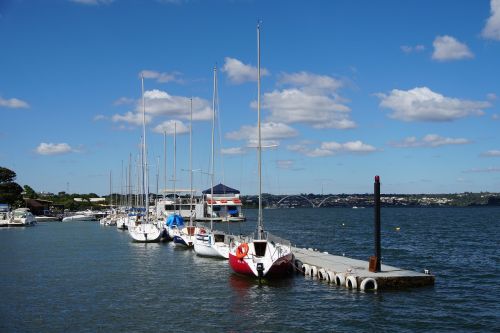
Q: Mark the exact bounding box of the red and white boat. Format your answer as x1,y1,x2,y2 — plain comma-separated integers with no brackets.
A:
228,24,294,279
229,232,293,278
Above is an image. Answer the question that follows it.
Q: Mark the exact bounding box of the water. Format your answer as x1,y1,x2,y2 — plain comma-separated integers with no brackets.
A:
1,207,499,332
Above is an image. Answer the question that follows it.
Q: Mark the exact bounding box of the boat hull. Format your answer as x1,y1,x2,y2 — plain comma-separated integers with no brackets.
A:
62,215,94,222
229,240,294,278
173,235,193,247
194,234,229,259
128,224,161,242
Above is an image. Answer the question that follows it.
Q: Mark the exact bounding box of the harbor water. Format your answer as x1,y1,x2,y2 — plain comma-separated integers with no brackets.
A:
1,207,499,332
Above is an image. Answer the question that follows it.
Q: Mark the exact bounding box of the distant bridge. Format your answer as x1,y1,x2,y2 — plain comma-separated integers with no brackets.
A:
276,195,316,208
316,196,338,208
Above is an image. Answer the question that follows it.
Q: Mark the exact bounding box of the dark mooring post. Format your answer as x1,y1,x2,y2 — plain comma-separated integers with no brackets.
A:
369,175,381,272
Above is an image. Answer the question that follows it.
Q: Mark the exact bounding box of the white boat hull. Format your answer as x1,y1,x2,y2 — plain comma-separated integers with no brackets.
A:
63,215,94,222
128,223,161,242
194,233,230,259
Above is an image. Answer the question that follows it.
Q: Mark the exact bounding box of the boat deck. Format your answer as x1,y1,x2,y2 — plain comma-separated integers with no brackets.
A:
292,246,435,290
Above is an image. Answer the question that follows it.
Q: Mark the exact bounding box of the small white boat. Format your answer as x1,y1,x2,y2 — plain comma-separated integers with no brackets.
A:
0,206,12,227
129,221,161,242
194,230,231,259
63,214,94,222
8,208,37,227
194,67,232,258
127,75,161,243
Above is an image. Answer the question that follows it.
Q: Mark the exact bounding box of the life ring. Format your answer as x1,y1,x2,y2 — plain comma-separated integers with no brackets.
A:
236,243,249,259
221,199,227,203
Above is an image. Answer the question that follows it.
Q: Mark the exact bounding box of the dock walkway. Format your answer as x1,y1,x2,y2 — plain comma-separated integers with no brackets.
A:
292,247,435,290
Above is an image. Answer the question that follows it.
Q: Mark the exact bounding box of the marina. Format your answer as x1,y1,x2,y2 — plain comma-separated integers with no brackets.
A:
2,1,500,332
1,207,498,332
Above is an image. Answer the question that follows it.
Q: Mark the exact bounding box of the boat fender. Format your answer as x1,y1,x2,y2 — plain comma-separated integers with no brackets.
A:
360,278,378,291
235,243,249,259
334,273,345,286
318,268,328,280
302,263,311,276
326,271,336,283
311,265,318,277
346,275,358,289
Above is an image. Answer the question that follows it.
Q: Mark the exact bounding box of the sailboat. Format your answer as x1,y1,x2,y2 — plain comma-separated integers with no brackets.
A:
128,74,161,242
194,66,232,259
172,99,204,248
228,24,294,278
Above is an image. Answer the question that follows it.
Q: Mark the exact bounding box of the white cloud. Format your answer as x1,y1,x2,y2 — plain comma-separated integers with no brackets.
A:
493,114,499,120
249,71,355,129
112,111,152,126
288,140,377,157
226,122,298,145
35,143,76,155
152,120,189,135
391,134,471,148
221,147,246,155
259,88,355,129
482,0,500,40
70,0,114,5
432,35,473,61
111,89,212,126
487,93,497,100
401,44,425,53
0,96,29,109
140,70,183,83
222,57,269,84
142,89,212,120
279,71,343,94
376,87,489,122
481,150,500,157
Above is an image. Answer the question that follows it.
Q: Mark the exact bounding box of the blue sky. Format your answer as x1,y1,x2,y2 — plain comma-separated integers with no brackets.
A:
1,0,500,196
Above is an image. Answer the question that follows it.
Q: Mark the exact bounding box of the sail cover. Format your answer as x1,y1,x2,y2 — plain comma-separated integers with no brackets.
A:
166,214,185,227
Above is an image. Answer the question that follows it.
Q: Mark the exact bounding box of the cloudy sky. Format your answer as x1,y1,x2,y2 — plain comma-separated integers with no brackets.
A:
1,0,499,195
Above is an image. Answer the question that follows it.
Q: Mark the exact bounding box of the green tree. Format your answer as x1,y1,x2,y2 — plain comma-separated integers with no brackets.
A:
0,166,23,206
23,185,38,199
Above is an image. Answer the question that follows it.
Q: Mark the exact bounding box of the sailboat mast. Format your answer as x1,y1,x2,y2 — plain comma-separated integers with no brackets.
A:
189,98,194,225
173,122,177,215
109,170,112,209
163,131,167,200
257,23,263,239
210,66,217,230
127,153,134,207
141,74,149,223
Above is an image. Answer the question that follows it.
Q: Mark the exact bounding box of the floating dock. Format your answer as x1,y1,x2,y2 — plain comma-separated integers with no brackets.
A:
291,176,435,291
292,246,435,290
